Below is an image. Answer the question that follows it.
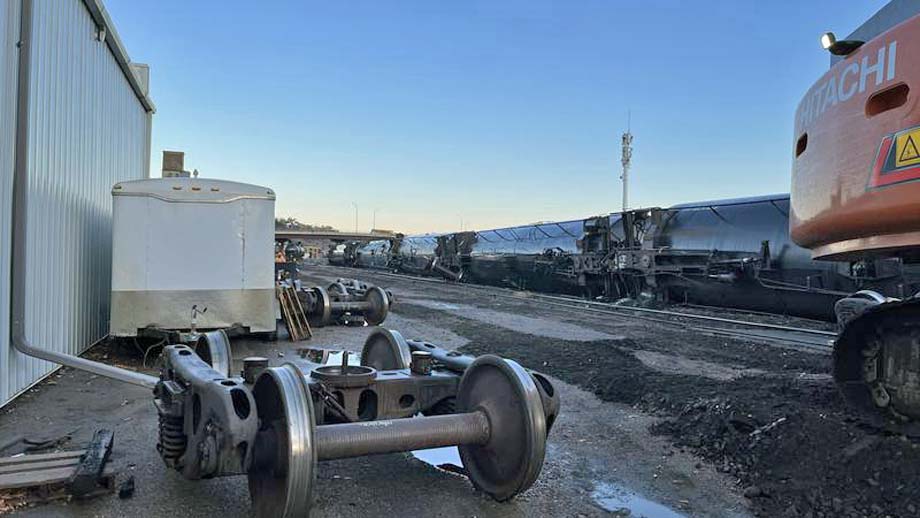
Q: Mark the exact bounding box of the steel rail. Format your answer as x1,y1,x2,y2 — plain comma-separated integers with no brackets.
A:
521,291,837,337
322,266,832,350
317,266,836,340
505,293,833,349
686,326,832,349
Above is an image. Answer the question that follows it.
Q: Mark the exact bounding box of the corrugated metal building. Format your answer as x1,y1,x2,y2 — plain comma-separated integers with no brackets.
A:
0,0,154,406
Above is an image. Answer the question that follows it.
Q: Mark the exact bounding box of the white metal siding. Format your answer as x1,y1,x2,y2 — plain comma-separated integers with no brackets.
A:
0,0,22,406
112,197,276,292
1,0,150,405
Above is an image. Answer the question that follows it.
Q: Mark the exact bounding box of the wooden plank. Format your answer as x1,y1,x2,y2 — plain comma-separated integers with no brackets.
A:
0,457,80,476
0,466,80,489
277,288,293,340
279,291,292,339
0,466,115,490
289,287,313,338
287,289,306,341
0,451,84,468
278,287,308,342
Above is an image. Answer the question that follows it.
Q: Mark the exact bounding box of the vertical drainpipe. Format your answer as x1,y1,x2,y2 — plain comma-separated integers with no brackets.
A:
9,0,157,389
145,113,153,178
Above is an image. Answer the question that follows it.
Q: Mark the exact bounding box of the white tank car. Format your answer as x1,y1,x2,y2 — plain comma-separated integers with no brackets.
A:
109,177,276,336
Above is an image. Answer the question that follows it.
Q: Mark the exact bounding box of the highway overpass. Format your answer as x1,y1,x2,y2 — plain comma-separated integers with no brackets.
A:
275,230,394,242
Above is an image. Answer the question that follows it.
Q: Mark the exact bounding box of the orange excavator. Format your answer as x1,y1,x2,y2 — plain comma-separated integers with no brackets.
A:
791,1,920,426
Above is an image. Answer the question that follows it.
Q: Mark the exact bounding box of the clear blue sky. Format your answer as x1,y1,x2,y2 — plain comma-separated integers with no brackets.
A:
105,0,887,233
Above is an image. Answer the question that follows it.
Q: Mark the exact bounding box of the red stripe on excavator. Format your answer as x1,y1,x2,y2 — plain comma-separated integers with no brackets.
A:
869,134,920,188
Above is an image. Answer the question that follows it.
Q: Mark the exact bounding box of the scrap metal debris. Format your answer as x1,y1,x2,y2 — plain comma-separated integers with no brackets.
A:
68,429,114,497
118,475,135,499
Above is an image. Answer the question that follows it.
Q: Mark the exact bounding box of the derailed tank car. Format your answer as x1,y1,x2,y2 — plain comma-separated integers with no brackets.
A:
654,195,840,317
465,220,586,293
393,234,441,275
433,231,475,281
592,195,914,320
354,238,395,270
634,195,908,320
345,195,916,321
327,241,359,267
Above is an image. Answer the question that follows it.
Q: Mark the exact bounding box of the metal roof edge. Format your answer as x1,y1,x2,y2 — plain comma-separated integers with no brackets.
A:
81,0,156,113
668,193,790,210
112,177,276,201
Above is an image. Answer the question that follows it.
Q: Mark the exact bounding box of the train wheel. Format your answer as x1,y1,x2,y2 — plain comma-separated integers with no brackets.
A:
328,282,349,299
360,328,411,370
311,287,332,326
249,364,317,518
457,355,547,501
363,287,390,326
194,329,232,377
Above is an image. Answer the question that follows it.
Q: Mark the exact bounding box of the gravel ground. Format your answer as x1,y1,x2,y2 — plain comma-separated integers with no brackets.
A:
309,265,920,518
3,262,913,518
0,265,748,518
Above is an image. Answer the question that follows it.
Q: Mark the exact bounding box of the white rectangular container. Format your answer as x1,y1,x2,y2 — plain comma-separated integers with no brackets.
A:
110,178,276,336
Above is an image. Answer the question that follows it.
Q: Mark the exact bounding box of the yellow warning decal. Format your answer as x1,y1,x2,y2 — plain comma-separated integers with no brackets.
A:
896,128,920,168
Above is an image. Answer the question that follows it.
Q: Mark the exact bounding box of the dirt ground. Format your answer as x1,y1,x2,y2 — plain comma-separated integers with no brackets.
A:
0,264,916,517
308,266,920,518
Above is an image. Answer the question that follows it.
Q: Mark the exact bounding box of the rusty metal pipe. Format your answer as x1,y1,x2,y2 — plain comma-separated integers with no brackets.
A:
314,411,489,460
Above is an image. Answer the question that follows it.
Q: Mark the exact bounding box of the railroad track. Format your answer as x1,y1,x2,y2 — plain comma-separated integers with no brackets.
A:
310,265,836,351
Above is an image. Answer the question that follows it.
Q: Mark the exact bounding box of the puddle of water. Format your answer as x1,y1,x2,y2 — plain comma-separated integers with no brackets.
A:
410,446,463,471
591,482,687,518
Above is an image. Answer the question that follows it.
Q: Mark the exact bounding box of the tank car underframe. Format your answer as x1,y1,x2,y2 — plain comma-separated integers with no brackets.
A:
575,245,775,301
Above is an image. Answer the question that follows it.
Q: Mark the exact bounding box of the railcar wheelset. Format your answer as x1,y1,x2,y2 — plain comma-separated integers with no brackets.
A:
247,355,549,516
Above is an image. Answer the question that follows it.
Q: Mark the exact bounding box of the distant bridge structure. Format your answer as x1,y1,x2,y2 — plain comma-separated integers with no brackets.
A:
275,230,394,243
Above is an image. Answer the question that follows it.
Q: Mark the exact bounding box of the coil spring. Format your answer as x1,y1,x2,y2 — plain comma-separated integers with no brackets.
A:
158,413,187,464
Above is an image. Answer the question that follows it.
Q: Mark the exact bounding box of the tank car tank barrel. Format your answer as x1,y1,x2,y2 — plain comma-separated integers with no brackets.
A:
313,411,490,460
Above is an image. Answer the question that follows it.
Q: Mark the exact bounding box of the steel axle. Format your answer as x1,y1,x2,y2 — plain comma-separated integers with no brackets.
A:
300,285,390,326
154,331,557,518
313,411,488,461
248,354,548,517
